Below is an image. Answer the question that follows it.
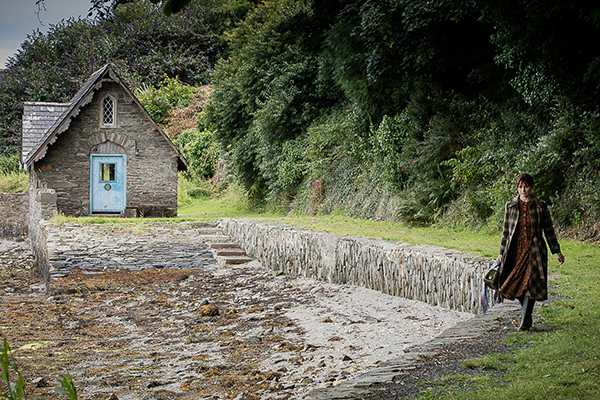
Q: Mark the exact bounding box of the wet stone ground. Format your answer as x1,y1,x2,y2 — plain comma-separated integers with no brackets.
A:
1,222,511,400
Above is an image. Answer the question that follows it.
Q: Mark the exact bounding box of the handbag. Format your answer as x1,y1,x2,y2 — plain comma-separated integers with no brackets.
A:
484,259,501,290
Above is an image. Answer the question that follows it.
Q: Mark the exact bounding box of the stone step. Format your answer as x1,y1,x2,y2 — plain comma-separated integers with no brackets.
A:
220,256,254,265
209,242,241,249
198,235,231,243
214,249,247,257
197,228,221,235
192,221,218,228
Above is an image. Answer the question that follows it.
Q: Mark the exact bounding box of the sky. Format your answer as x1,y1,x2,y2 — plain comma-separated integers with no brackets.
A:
0,0,92,68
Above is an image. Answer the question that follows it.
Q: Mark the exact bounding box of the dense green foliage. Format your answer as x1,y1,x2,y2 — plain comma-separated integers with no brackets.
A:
3,0,600,229
174,125,220,180
205,0,600,228
0,0,252,156
135,76,198,124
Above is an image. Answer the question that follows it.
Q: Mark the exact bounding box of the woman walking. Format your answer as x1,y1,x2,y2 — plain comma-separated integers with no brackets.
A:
496,173,564,331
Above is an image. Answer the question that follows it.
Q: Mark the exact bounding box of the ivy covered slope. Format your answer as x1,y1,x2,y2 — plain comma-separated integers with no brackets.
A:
205,0,600,232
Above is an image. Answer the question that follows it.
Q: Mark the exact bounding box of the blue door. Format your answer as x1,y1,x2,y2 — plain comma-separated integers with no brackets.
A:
90,154,126,213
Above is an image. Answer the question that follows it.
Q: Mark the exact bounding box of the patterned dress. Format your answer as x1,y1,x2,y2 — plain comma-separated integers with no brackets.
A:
500,199,532,300
498,195,561,301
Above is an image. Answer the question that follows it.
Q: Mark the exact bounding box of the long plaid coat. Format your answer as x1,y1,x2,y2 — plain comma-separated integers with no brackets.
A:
498,196,561,301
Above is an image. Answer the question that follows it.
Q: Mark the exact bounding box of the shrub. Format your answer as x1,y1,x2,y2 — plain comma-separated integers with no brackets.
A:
0,154,28,194
174,127,220,180
275,138,307,199
0,154,19,175
136,76,198,124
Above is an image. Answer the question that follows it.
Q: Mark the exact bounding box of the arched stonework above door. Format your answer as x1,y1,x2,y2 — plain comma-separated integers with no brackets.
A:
89,131,136,154
91,140,127,154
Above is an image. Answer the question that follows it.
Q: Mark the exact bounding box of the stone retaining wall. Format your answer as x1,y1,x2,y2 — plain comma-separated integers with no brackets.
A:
28,185,58,282
219,219,493,314
0,193,29,237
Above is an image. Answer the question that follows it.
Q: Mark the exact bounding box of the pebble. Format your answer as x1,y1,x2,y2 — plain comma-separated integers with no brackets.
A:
316,316,333,323
199,298,210,306
30,377,48,388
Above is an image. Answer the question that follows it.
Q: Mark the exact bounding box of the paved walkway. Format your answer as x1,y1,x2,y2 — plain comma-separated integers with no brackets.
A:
45,222,227,279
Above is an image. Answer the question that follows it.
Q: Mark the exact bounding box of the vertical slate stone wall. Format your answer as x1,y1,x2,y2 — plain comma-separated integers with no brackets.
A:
31,82,179,217
0,193,29,237
28,173,58,282
219,219,493,314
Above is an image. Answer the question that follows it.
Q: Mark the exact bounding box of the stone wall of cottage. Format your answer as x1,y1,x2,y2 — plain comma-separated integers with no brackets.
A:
0,192,29,237
219,219,493,314
31,82,179,217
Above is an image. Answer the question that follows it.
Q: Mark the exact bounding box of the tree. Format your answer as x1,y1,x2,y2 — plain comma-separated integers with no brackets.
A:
1,1,225,155
205,0,341,200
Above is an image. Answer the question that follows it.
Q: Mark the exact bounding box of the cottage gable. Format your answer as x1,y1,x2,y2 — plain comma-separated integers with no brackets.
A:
22,64,187,217
22,64,186,170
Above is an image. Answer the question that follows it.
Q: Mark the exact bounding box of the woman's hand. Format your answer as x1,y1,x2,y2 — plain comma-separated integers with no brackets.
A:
557,252,565,264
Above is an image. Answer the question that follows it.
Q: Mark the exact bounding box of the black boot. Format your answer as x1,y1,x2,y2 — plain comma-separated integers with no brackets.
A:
517,295,524,306
518,295,535,331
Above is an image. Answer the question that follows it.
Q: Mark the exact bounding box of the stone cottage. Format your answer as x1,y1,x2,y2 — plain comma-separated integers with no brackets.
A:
21,64,187,217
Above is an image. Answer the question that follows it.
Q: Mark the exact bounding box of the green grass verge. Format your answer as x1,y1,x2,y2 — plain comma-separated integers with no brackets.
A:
178,183,253,219
50,215,201,224
413,239,600,400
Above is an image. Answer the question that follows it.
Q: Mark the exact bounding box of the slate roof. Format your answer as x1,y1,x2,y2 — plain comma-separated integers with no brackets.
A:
21,102,70,165
21,64,187,170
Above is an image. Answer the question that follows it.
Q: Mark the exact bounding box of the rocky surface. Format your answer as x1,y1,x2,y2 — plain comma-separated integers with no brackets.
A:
44,222,220,279
1,222,515,400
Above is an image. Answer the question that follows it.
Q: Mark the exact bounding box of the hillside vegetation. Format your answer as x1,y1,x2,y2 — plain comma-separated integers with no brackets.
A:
2,0,600,235
204,0,600,234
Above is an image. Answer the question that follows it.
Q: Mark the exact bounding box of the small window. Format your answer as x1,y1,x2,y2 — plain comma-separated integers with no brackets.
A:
102,96,115,126
100,163,116,182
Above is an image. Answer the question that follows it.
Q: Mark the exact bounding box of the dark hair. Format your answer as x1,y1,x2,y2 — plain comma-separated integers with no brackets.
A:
516,173,534,188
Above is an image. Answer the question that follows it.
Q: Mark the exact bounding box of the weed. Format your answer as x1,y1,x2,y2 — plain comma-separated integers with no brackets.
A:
1,333,78,400
53,371,77,400
0,334,26,400
0,171,28,194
